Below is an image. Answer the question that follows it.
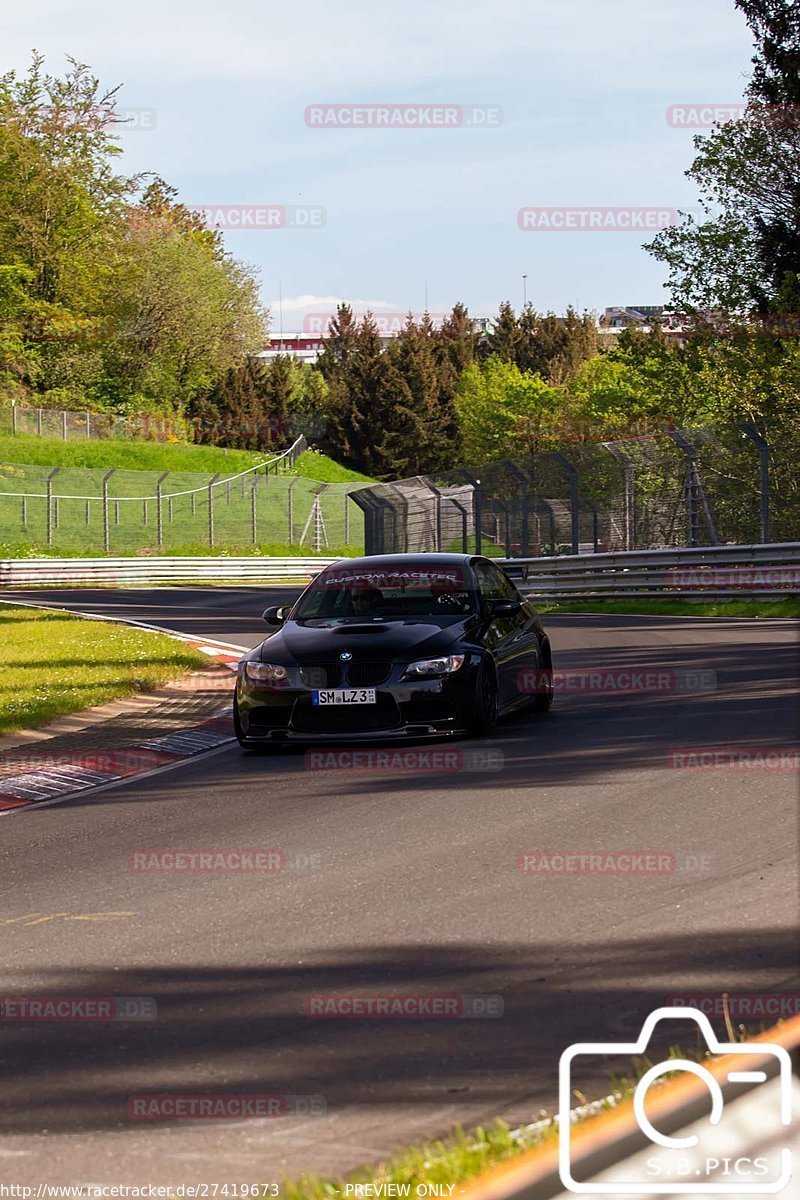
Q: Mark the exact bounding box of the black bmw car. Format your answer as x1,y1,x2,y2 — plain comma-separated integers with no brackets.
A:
233,553,553,749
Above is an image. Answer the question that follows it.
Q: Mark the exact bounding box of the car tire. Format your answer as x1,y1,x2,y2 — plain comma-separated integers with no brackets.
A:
467,660,499,736
531,645,554,713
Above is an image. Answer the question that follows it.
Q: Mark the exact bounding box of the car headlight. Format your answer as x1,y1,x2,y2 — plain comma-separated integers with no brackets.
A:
403,655,465,678
244,661,290,686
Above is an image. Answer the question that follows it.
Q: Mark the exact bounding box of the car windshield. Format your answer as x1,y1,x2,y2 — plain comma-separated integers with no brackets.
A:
292,564,477,620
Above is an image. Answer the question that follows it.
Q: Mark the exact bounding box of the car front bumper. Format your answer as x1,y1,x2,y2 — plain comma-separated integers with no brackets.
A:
235,669,477,744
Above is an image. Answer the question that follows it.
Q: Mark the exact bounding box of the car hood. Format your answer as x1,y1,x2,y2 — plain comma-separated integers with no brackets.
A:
255,618,472,663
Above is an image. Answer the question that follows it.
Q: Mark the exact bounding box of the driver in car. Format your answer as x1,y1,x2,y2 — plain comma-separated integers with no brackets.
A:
351,586,383,615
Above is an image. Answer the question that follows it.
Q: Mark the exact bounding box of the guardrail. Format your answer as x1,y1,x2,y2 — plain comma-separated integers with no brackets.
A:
0,556,340,588
501,542,800,602
3,542,799,594
460,1013,800,1199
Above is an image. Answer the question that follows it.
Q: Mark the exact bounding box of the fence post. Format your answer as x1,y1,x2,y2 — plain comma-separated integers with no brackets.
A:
102,469,116,552
21,497,26,527
37,408,42,436
45,468,60,547
344,490,350,544
739,423,770,543
85,500,91,526
493,498,511,556
287,477,300,543
85,411,91,439
207,474,220,547
156,472,169,548
62,410,68,441
12,405,17,436
419,478,443,551
502,460,531,557
251,475,258,545
549,451,580,555
449,498,469,553
457,469,482,554
669,431,718,547
602,442,635,551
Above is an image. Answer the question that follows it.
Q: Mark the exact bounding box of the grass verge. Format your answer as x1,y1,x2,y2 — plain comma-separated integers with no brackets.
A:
0,604,207,734
539,597,800,618
290,450,374,483
0,433,268,474
0,542,362,560
0,435,375,484
282,1118,557,1200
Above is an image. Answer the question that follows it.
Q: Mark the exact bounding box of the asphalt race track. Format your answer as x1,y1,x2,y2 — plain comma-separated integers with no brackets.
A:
0,587,798,1184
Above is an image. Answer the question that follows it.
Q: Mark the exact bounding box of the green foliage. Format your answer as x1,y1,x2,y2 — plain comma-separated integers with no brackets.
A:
316,305,466,478
647,1,800,312
487,302,598,382
544,598,800,618
455,357,566,460
0,54,266,418
0,432,266,472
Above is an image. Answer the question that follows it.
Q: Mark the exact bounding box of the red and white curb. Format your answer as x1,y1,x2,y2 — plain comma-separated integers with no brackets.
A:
0,598,250,814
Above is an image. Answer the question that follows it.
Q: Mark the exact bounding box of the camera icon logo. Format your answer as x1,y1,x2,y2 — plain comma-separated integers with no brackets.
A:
559,1006,792,1194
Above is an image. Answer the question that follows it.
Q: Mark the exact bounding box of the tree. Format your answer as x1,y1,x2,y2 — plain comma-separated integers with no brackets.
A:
487,301,522,362
454,357,565,462
0,54,268,416
646,1,800,312
0,54,132,307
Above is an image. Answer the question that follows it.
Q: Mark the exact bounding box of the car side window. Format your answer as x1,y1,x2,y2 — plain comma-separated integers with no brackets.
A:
475,561,518,601
474,560,518,603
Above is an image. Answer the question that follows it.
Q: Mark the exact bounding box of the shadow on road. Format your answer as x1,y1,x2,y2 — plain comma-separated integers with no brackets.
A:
0,928,798,1134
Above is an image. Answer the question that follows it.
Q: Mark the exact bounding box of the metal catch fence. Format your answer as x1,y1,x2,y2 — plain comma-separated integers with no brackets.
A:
0,438,367,553
352,424,799,556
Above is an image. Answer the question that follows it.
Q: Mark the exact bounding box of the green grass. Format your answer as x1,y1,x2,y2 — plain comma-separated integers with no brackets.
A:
0,436,375,484
282,1119,557,1200
0,459,366,554
539,597,800,618
0,433,269,474
0,541,362,560
0,605,207,733
290,450,374,483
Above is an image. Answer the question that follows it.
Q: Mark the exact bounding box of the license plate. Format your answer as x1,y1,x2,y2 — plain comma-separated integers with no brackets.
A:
313,688,377,706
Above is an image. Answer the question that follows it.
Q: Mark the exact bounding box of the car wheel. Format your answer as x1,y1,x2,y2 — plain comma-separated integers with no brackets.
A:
531,646,554,713
467,661,499,736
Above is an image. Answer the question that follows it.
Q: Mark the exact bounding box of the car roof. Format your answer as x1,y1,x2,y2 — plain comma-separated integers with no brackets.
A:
327,553,476,569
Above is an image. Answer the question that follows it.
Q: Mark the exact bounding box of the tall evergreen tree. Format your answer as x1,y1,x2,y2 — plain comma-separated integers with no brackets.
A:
487,301,522,362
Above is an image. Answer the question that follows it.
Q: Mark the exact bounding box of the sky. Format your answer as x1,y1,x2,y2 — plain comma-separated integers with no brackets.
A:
3,0,758,331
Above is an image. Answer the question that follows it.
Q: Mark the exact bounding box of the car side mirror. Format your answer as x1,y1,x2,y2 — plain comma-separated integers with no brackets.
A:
262,605,288,626
490,598,522,617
